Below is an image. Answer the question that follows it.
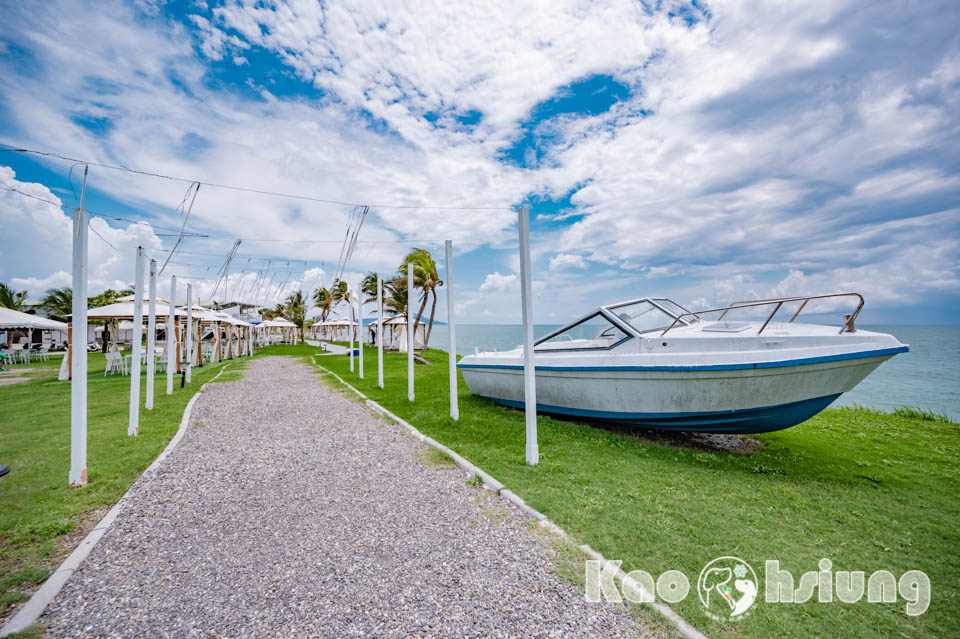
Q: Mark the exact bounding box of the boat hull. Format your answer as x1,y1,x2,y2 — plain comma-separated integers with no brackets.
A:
460,354,894,434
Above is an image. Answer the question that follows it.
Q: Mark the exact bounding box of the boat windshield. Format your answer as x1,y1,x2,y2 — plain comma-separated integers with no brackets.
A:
611,300,680,334
536,313,628,351
653,298,695,321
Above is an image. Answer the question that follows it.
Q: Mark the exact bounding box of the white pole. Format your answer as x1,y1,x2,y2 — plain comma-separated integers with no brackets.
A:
128,246,144,436
377,276,384,389
357,288,364,380
349,290,355,373
146,259,157,410
518,206,538,465
445,240,458,421
407,261,414,401
166,276,176,395
69,166,89,487
185,284,193,383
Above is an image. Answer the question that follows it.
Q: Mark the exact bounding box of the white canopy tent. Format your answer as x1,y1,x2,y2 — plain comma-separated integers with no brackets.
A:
0,307,68,348
367,315,425,351
0,306,69,331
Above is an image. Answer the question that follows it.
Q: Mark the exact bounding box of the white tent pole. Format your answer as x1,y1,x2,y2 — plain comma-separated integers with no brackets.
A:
69,165,89,487
128,246,144,436
357,286,364,380
407,262,414,402
185,284,193,383
349,289,355,373
146,259,157,409
166,276,176,395
518,205,538,465
377,276,384,389
446,240,458,421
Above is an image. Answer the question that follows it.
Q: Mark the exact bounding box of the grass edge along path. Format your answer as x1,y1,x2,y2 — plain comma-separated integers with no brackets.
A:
0,352,238,629
307,343,958,639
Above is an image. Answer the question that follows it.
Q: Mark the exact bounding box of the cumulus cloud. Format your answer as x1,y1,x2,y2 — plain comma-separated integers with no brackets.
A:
548,253,587,271
479,272,518,292
0,0,957,323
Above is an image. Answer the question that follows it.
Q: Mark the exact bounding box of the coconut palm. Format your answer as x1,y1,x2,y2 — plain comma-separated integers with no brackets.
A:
361,272,381,305
330,278,351,310
312,287,333,322
0,282,27,310
273,302,286,319
285,290,306,340
40,287,73,322
385,276,408,315
399,248,443,352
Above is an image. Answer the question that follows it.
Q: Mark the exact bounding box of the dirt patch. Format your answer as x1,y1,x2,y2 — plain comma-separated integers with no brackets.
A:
581,418,763,454
0,377,30,387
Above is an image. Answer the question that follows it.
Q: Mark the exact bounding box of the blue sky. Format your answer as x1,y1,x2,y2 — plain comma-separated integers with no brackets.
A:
0,0,958,324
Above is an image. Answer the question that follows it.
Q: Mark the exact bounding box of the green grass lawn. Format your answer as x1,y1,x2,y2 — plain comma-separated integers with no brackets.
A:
0,351,237,622
310,343,959,639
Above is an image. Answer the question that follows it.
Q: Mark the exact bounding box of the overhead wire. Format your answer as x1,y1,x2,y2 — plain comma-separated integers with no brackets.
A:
1,142,512,210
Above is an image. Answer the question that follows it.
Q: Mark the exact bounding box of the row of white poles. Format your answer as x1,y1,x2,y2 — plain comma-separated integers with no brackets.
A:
337,215,536,465
70,228,256,485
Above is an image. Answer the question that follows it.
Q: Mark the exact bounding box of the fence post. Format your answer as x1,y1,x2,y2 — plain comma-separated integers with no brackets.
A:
185,284,193,383
445,240,458,421
69,166,89,486
146,259,157,409
128,246,144,436
166,276,176,395
377,276,384,389
407,262,414,401
518,206,538,465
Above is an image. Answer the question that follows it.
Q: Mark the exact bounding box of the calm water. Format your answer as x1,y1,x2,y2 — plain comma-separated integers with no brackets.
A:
425,324,960,421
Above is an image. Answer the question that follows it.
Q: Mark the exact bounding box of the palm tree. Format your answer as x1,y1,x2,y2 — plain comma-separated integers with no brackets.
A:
285,290,306,340
0,282,28,310
40,287,73,322
330,279,351,310
273,302,286,319
312,287,332,322
361,272,381,304
384,276,408,315
399,248,443,352
259,307,276,320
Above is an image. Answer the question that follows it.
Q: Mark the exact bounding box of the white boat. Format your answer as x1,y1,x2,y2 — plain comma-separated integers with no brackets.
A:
457,294,907,433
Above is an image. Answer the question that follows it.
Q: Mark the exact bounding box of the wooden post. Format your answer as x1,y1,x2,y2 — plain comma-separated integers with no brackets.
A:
446,240,458,421
216,322,222,362
518,206,538,465
69,165,89,487
128,246,144,436
175,319,181,373
349,292,355,373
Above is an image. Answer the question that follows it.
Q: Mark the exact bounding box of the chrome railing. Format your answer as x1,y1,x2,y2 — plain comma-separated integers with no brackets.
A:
660,292,865,336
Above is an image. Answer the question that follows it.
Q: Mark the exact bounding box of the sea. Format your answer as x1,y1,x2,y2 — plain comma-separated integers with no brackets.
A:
422,324,960,421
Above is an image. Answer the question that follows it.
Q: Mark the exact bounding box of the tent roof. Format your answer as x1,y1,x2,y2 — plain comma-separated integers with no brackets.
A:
262,318,296,327
0,307,69,331
85,301,186,320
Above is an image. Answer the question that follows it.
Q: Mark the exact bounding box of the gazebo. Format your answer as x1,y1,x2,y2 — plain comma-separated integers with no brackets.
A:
262,318,298,344
367,316,425,352
0,306,69,348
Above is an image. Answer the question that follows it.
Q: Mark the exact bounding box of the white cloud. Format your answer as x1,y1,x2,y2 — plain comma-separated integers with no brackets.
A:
0,0,956,322
548,253,587,271
479,272,517,292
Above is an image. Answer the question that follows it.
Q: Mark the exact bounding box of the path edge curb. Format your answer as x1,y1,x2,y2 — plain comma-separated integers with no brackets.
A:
314,360,708,639
0,364,231,637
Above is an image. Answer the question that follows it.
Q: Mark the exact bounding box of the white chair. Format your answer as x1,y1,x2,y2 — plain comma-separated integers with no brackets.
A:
104,350,124,376
37,347,49,362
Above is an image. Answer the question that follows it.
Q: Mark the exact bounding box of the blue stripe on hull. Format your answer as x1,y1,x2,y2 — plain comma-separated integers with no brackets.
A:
458,346,907,372
481,394,842,434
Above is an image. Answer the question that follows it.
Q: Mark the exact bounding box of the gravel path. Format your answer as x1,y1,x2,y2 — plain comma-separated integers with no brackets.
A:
41,356,651,638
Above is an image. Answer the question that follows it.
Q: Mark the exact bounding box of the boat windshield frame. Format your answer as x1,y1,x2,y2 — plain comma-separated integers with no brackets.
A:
534,309,636,351
603,298,695,334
